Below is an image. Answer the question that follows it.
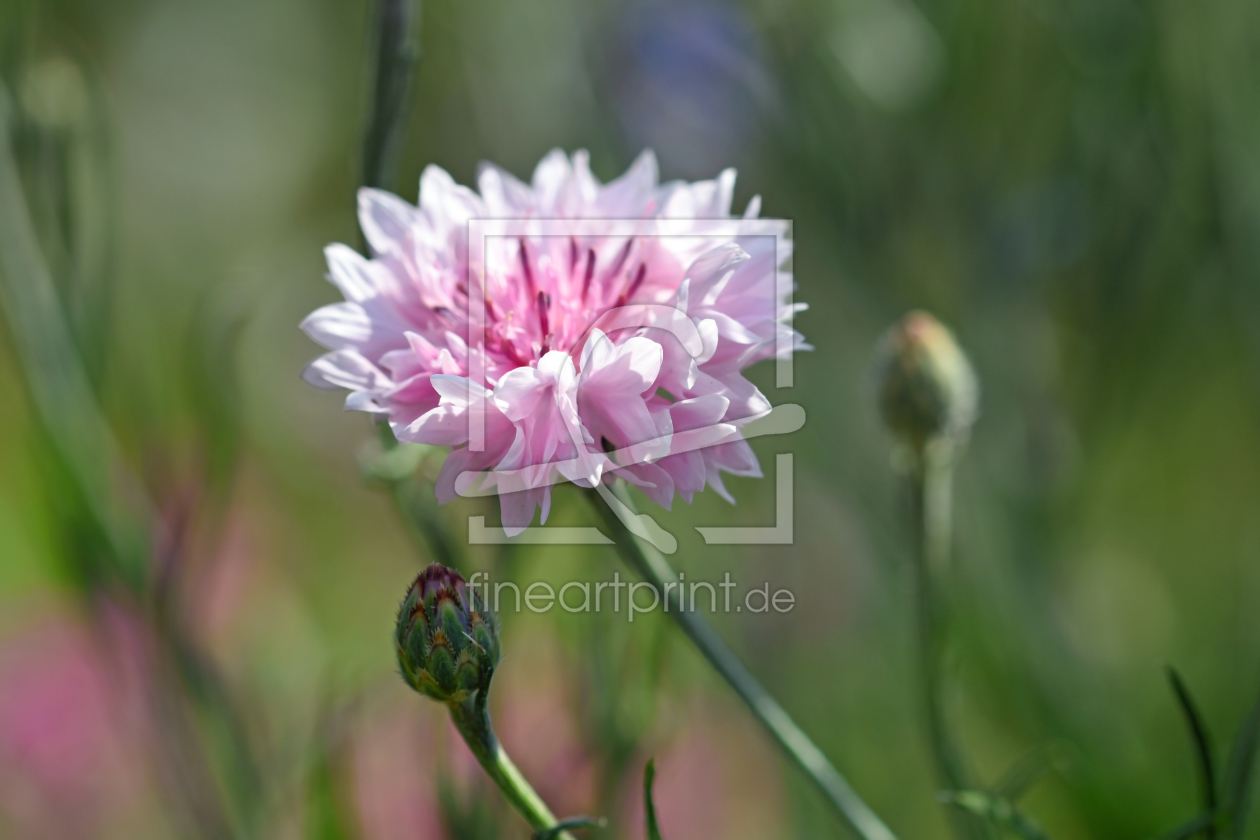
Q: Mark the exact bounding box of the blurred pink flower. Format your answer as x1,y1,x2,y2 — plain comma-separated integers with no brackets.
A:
622,700,785,840
493,634,596,818
302,150,805,533
0,614,145,838
351,698,444,840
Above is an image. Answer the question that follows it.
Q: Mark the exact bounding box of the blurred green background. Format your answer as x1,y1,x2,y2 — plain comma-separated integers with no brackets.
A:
3,0,1260,837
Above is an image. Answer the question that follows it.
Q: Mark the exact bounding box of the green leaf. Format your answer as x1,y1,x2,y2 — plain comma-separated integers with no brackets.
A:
941,790,1053,840
1167,667,1218,838
644,759,664,840
1223,679,1260,839
533,817,606,839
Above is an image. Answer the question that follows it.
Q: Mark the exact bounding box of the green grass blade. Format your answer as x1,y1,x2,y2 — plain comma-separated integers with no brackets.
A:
1167,667,1218,838
644,759,664,840
1222,679,1260,839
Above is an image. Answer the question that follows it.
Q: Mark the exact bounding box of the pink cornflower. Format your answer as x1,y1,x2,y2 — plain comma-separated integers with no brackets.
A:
303,150,805,533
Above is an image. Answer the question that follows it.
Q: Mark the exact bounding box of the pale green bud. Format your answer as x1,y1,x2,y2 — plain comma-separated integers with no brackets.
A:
874,311,978,452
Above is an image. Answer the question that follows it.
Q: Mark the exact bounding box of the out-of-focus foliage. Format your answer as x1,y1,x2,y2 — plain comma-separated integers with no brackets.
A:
3,0,1260,837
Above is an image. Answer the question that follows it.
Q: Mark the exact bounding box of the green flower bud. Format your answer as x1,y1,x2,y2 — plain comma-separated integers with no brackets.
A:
874,311,978,452
395,564,500,705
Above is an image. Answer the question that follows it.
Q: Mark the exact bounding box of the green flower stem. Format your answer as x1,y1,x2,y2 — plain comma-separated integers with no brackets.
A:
375,422,461,568
361,0,419,193
587,484,898,840
908,443,989,840
447,701,575,840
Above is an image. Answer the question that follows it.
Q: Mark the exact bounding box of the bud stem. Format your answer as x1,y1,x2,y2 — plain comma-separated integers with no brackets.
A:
587,483,898,840
447,700,575,840
907,442,994,840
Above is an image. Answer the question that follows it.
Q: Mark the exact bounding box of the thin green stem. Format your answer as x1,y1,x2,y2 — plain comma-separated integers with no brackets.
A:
587,484,898,840
447,700,575,840
908,443,990,840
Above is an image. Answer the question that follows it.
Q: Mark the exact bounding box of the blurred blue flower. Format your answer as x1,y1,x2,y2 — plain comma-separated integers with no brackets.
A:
607,1,778,177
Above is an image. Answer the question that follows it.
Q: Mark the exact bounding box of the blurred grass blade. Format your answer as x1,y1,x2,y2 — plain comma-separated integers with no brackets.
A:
995,745,1060,803
64,69,117,389
0,81,148,584
940,791,1052,840
1149,812,1216,840
14,56,117,390
1167,667,1218,838
184,287,249,496
437,774,501,840
1222,679,1260,838
305,748,354,840
303,700,359,840
361,0,419,192
644,759,664,840
533,817,606,839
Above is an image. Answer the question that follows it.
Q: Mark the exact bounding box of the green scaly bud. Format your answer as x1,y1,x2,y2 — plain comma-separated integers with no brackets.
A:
395,563,500,705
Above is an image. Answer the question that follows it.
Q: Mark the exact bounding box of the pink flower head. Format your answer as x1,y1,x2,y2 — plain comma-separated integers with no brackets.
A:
303,150,806,534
